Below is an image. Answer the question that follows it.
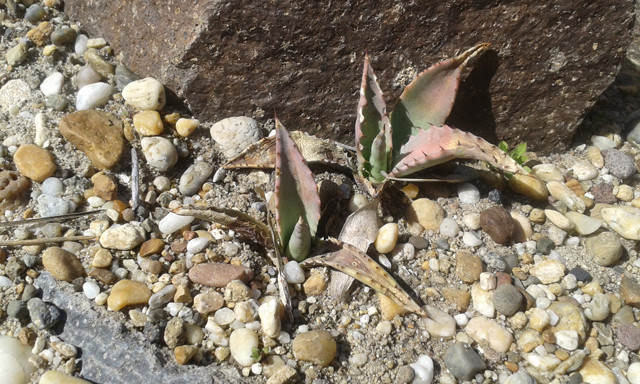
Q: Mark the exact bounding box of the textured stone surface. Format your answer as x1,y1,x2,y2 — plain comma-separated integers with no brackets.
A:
63,0,633,153
34,272,239,383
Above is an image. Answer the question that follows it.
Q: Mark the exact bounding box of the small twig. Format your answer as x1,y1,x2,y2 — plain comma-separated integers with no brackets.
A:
131,147,140,211
0,235,96,247
0,210,105,228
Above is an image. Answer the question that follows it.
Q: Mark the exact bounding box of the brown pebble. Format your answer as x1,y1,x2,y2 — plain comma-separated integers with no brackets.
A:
13,144,57,183
183,231,197,241
89,268,117,285
42,246,84,282
188,263,253,288
303,274,327,296
617,324,640,350
441,287,471,311
455,250,483,283
480,206,515,244
620,275,640,308
378,292,410,320
26,21,54,46
174,285,192,303
495,272,512,286
174,345,199,365
139,238,165,257
292,330,337,367
0,171,31,210
171,240,187,253
565,178,585,196
0,248,6,264
91,172,118,200
504,361,519,373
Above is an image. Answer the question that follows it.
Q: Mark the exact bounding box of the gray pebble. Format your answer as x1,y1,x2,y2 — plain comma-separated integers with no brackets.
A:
603,149,636,179
164,316,186,349
408,236,429,250
27,298,62,329
149,285,177,309
568,373,582,384
45,94,68,111
536,237,555,255
395,365,415,384
51,27,78,46
435,237,449,250
480,252,507,272
21,284,39,301
443,342,486,381
493,284,524,316
24,4,46,24
179,161,214,196
5,42,28,66
7,300,29,320
5,258,26,279
585,231,623,266
628,119,640,144
251,202,266,212
115,64,140,91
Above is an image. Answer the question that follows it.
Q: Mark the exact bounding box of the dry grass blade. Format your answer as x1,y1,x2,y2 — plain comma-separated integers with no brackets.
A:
0,210,105,228
0,235,96,246
303,238,426,316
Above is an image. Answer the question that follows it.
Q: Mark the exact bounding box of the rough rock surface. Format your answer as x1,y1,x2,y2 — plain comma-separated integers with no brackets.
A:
34,272,241,384
63,0,634,153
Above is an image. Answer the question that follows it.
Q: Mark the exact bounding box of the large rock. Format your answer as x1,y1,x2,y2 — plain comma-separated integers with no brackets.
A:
64,1,633,153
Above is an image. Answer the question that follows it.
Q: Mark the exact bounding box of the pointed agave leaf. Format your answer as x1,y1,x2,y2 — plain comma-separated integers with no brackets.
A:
275,119,322,253
389,43,490,159
355,54,391,182
303,238,426,316
389,124,528,178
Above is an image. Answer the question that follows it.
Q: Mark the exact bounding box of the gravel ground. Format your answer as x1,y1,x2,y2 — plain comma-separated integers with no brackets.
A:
2,2,640,384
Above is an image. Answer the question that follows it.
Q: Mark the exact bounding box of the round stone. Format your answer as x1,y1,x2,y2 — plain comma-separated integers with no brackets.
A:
440,218,460,238
603,149,636,179
99,223,146,250
193,291,224,314
141,136,178,171
50,27,77,45
422,305,456,339
585,231,623,266
188,263,253,288
42,246,84,282
27,298,62,330
628,362,640,384
375,223,399,253
617,324,640,351
457,183,480,204
158,213,195,234
133,110,164,136
455,251,483,283
77,64,102,89
75,82,114,110
13,144,56,183
480,206,514,244
571,161,599,181
176,118,199,137
40,72,64,97
530,259,565,284
601,206,640,240
292,330,337,367
493,284,524,316
210,116,263,158
283,260,305,284
179,161,214,196
507,174,549,201
443,342,486,381
465,316,514,353
405,198,445,232
259,298,282,338
82,281,100,299
186,237,209,254
122,77,166,110
531,163,564,183
107,279,152,311
229,328,259,366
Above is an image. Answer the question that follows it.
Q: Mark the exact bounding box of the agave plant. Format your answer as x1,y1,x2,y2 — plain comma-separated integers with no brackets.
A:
356,44,527,188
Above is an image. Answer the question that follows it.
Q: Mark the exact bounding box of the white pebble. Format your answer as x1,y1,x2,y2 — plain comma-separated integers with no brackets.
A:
627,362,640,384
258,299,281,338
87,196,105,208
40,72,64,97
41,177,64,197
439,218,459,238
462,213,481,230
348,193,368,212
186,237,209,253
375,223,398,253
94,292,108,306
546,310,559,326
34,112,47,147
82,281,100,299
74,34,89,55
75,82,114,110
457,183,480,204
479,272,496,291
122,77,166,111
158,213,195,235
141,136,178,171
0,276,12,287
554,330,578,351
214,307,236,326
454,313,469,326
251,363,263,375
167,303,184,316
410,355,435,384
229,329,259,367
283,260,305,284
462,232,483,247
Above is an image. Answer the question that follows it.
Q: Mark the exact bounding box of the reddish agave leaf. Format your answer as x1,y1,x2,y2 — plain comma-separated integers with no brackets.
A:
389,43,490,158
275,119,322,250
355,54,391,181
303,238,426,316
389,124,528,178
223,131,351,171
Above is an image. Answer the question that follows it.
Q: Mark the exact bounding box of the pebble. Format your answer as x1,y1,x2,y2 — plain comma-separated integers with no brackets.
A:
292,330,337,367
58,110,124,169
0,79,31,111
115,64,140,90
471,283,495,318
174,345,198,365
549,301,588,342
303,274,327,296
0,336,35,384
266,365,297,384
210,116,263,158
554,329,579,350
579,357,616,384
504,370,536,384
122,77,166,110
531,163,564,182
193,291,224,314
601,206,640,240
5,42,28,66
406,198,445,232
25,4,47,24
133,110,164,136
443,342,486,381
544,209,575,231
39,371,91,384
37,194,73,217
591,135,617,150
159,212,195,234
620,275,640,307
480,206,514,244
584,293,611,321
465,316,514,353
188,263,253,287
7,300,29,320
76,64,101,89
259,298,282,338
524,352,561,372
439,218,459,238
507,173,549,201
546,181,586,212
141,136,178,171
229,328,259,366
164,317,185,349
455,250,483,283
42,246,84,281
41,177,63,196
462,232,483,247
571,161,599,180
493,284,523,316
375,223,398,253
186,237,209,254
283,260,305,284
83,49,114,78
457,183,480,204
75,82,114,110
179,161,214,196
409,355,434,384
564,211,602,235
529,259,565,284
13,144,57,183
99,223,145,250
585,231,623,266
82,281,100,300
176,118,199,137
603,149,636,179
51,26,77,45
27,298,62,329
0,276,12,287
423,305,456,339
617,324,640,350
462,213,481,230
40,72,64,97
628,362,640,384
107,279,152,311
148,285,177,309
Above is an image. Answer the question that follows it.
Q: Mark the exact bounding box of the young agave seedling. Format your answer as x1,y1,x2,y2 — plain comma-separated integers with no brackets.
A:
274,118,322,261
356,44,528,189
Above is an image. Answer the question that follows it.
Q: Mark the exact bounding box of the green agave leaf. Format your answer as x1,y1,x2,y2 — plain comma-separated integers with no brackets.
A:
275,118,321,259
389,124,528,178
389,43,490,160
355,54,391,182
